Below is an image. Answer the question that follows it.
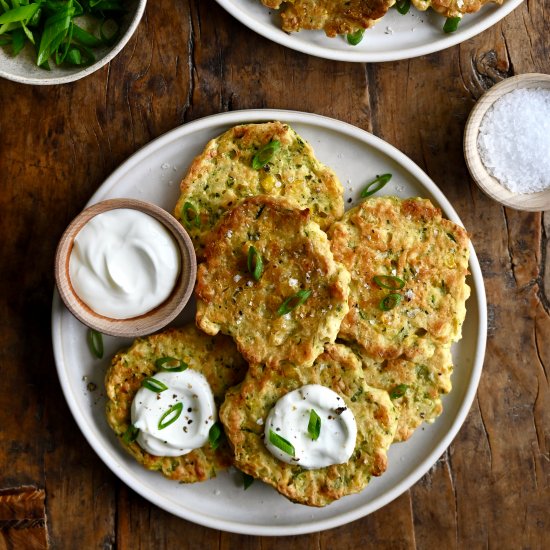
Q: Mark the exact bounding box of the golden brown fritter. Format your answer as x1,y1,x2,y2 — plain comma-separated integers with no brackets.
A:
329,196,470,362
105,325,248,483
262,0,394,37
350,343,454,441
174,122,343,259
196,195,350,369
219,344,398,506
411,0,502,19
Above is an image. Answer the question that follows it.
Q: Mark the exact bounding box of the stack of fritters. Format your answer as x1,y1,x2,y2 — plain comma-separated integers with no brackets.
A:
105,121,471,506
259,0,504,38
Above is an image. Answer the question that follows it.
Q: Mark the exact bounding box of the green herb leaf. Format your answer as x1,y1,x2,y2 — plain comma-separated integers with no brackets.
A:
0,4,41,25
346,28,364,46
395,0,411,15
269,430,295,456
247,245,264,281
87,329,103,359
307,409,321,441
208,422,224,450
155,356,188,372
141,377,168,393
373,274,405,290
443,16,461,33
252,140,281,170
360,173,392,198
379,293,402,311
158,402,183,430
277,289,312,316
390,384,408,399
122,424,139,444
242,472,254,490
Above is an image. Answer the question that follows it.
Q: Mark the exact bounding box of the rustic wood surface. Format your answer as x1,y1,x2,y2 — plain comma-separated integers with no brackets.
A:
0,0,548,548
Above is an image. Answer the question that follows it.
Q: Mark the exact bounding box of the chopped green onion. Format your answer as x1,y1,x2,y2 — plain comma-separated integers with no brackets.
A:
242,472,254,490
390,384,408,399
277,289,312,316
87,329,103,359
122,424,139,444
373,274,405,290
158,402,183,430
360,173,392,198
252,140,281,170
182,201,200,228
446,232,457,242
141,377,168,393
208,422,224,450
0,4,41,25
155,357,188,372
247,245,263,281
269,430,295,456
395,0,411,15
307,409,321,441
443,17,461,33
379,293,402,311
346,29,364,46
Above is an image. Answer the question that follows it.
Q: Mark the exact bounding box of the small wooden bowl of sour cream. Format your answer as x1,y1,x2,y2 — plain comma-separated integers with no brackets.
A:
464,73,550,212
55,198,196,338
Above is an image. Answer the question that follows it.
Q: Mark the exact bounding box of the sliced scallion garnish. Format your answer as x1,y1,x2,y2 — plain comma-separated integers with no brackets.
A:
390,384,408,399
247,245,264,281
87,329,104,359
307,409,321,441
379,293,402,311
155,357,188,372
395,0,411,15
346,29,364,46
360,173,392,198
158,402,183,430
277,289,312,316
269,430,295,456
208,422,224,450
242,472,254,490
182,201,200,228
443,16,461,33
373,274,405,290
252,140,281,170
141,377,168,393
122,424,139,444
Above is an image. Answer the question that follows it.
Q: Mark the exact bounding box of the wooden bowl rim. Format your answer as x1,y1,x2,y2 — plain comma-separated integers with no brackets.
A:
54,198,196,337
463,73,550,212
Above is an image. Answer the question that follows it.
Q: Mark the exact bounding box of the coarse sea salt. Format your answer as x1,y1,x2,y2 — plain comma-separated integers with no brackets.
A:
477,87,550,194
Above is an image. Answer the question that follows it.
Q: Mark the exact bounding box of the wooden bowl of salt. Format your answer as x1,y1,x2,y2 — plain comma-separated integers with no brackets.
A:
464,73,550,212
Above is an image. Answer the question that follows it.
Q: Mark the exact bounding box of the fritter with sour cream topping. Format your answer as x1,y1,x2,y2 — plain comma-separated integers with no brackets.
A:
219,343,398,506
105,325,247,483
174,121,343,259
329,196,470,362
195,196,350,369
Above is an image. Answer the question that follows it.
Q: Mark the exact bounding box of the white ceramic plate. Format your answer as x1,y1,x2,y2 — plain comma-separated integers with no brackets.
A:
52,109,487,536
215,0,523,62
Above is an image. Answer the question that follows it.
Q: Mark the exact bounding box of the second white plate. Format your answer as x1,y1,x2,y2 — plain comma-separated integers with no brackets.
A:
52,109,487,536
215,0,523,62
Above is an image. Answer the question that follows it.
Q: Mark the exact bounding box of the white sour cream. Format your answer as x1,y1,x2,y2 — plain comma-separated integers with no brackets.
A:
69,208,180,319
131,370,216,457
264,384,357,469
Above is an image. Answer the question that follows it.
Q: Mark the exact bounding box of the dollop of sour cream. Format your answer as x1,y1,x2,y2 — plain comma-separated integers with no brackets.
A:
131,370,216,457
69,208,180,319
264,384,357,469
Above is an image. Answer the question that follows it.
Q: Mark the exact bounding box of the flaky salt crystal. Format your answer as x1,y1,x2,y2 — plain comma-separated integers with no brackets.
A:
477,87,550,194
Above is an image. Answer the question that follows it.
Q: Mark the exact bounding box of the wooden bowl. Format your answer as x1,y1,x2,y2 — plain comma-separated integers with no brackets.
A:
55,198,196,338
464,73,550,212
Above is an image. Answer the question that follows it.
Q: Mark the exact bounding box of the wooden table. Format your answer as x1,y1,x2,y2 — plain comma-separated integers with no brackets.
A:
0,1,548,548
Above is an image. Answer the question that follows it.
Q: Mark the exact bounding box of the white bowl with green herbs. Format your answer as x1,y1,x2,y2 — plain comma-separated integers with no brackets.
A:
0,0,146,85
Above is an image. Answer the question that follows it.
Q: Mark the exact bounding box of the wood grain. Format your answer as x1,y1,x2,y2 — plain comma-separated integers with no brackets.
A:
0,0,548,548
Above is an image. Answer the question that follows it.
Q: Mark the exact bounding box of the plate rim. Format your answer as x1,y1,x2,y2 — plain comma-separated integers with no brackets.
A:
214,0,524,62
51,108,487,536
